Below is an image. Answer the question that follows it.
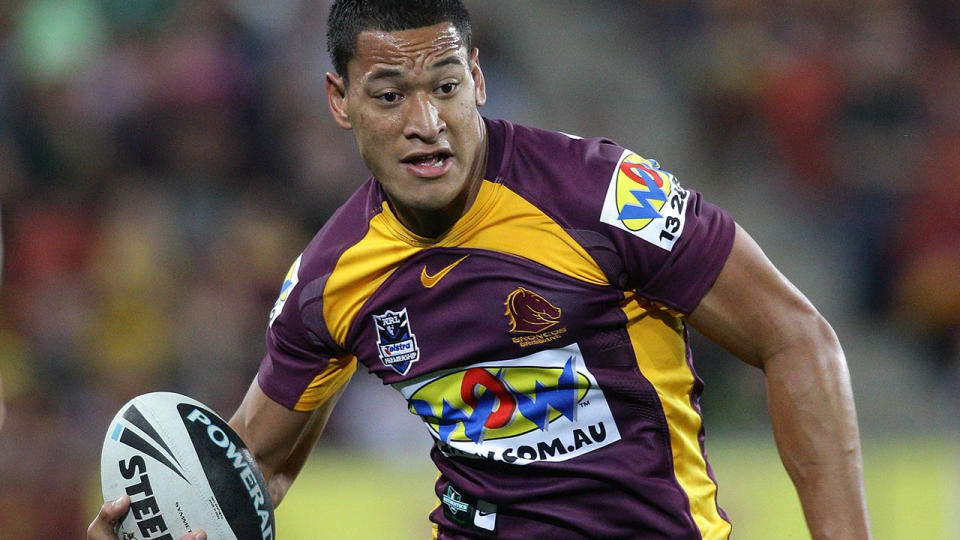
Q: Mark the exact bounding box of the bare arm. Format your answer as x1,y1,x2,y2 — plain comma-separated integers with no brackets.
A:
688,224,870,539
228,378,347,506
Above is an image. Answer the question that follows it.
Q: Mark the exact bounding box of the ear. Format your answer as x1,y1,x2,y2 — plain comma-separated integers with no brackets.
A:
326,72,353,130
470,47,486,107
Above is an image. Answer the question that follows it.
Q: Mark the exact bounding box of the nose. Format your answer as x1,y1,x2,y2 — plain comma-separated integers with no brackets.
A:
402,93,445,142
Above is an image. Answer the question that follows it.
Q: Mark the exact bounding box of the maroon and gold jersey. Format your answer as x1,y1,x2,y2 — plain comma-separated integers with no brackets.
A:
260,118,736,538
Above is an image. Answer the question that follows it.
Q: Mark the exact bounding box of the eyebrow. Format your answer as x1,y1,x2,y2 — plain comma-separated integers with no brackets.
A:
367,67,403,83
366,55,465,83
430,56,464,70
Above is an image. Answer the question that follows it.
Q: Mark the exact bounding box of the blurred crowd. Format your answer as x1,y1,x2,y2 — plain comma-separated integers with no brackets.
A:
667,1,960,364
0,0,957,536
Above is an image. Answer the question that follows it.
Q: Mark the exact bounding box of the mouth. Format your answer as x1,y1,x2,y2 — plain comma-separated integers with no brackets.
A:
401,150,454,178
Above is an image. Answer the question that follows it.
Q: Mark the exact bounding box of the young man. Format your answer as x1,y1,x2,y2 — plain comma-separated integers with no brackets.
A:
91,1,871,538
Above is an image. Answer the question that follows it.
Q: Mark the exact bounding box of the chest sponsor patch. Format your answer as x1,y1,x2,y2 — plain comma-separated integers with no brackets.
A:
393,343,620,465
600,150,689,251
269,254,302,326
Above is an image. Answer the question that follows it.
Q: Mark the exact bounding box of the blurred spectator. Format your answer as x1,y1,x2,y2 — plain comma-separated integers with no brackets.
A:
889,132,960,367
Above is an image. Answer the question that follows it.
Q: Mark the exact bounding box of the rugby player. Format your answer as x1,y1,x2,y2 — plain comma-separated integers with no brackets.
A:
90,1,871,538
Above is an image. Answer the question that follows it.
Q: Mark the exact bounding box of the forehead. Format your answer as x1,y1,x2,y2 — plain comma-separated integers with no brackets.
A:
350,23,467,82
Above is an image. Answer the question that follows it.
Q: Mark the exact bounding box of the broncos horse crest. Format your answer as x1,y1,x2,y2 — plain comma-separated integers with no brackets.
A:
504,287,562,334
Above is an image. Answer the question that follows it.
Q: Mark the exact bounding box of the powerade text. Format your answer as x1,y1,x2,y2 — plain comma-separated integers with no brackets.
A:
185,409,274,539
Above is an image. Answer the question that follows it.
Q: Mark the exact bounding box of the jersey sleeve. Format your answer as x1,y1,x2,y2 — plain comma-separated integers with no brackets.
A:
497,123,734,316
257,253,357,411
596,150,735,314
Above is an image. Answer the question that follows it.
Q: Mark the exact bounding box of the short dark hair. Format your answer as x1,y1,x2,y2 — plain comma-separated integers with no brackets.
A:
327,0,473,81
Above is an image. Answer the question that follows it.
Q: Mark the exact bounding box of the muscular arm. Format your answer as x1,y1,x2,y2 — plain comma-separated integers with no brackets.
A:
228,378,347,506
688,224,871,539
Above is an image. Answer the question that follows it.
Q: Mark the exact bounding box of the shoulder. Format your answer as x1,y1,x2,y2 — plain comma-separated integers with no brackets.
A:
268,177,382,324
494,119,630,228
507,121,625,175
297,177,383,279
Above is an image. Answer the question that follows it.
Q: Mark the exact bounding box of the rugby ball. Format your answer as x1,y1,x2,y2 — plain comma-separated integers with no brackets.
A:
101,392,275,539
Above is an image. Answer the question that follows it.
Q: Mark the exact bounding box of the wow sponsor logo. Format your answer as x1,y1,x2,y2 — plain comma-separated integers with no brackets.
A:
395,344,620,464
600,150,689,251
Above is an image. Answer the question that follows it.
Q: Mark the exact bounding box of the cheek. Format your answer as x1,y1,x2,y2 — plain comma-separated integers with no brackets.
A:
354,114,391,151
357,111,401,141
449,103,481,141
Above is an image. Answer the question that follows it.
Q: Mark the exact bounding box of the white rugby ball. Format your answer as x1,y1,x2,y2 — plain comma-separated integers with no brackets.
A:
101,392,275,539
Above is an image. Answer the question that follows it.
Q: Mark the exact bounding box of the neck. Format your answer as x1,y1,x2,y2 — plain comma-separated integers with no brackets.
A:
389,191,474,239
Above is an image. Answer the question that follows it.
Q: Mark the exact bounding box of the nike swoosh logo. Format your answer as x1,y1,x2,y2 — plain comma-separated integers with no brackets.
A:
421,254,469,288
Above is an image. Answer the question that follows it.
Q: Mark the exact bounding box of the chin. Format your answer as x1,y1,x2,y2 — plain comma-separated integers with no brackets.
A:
402,194,457,213
403,181,464,210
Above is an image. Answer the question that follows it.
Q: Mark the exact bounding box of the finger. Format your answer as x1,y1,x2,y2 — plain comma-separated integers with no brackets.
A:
181,531,207,540
103,494,131,521
86,494,130,539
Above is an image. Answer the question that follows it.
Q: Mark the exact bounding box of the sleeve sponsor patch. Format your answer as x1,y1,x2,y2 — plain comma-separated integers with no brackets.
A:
269,253,302,326
599,150,689,251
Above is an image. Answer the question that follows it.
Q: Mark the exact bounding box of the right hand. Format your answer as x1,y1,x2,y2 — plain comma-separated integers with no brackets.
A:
86,494,206,540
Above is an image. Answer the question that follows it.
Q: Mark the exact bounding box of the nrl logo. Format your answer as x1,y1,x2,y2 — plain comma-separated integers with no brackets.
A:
373,308,420,375
504,287,566,347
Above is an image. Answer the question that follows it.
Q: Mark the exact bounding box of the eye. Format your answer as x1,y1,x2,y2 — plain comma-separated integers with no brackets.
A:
378,91,402,104
437,82,458,95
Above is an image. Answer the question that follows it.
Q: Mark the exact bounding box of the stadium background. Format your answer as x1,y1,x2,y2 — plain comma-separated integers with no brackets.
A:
0,0,957,538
